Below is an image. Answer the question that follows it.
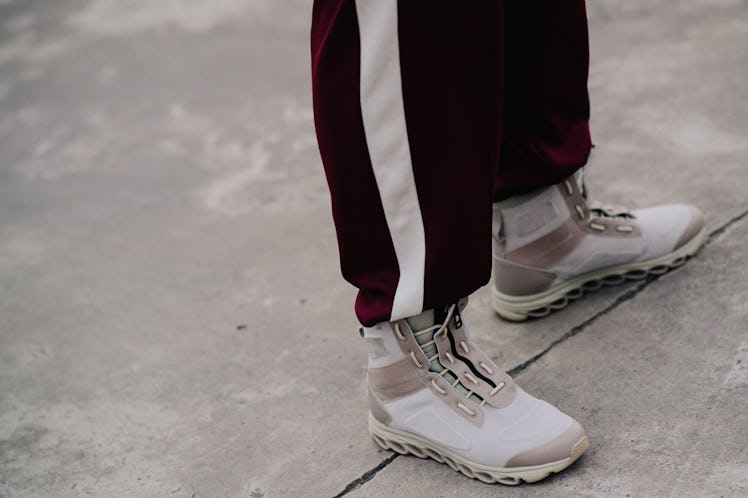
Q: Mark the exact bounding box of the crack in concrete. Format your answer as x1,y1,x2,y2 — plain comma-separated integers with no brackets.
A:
331,452,399,497
331,207,747,497
703,208,748,245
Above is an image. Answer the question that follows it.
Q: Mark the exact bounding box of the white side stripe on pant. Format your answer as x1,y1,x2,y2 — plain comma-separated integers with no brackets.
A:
355,0,426,321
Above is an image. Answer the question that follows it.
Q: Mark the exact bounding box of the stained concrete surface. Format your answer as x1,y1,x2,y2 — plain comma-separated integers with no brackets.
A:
0,1,746,497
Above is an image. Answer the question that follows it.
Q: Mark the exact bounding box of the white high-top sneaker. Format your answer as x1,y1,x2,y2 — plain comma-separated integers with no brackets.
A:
363,299,588,485
492,171,706,321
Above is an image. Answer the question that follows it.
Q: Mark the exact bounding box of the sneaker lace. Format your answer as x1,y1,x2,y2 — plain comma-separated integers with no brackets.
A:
395,302,506,408
577,167,635,220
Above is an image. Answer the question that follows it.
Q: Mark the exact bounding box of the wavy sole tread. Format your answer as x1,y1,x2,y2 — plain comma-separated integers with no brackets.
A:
492,227,707,322
369,414,588,486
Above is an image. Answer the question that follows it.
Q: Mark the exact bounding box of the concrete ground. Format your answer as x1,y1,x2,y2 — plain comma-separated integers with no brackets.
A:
0,0,746,496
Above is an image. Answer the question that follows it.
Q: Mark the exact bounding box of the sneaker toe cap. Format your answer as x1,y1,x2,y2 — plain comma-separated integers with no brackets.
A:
632,204,705,260
674,206,705,250
504,420,587,468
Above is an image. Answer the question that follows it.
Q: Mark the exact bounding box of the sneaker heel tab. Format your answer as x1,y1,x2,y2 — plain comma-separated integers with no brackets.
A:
457,297,469,311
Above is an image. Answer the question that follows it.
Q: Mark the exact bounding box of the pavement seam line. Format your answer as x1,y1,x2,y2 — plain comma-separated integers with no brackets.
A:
331,452,399,497
703,208,748,245
330,208,747,496
507,207,748,377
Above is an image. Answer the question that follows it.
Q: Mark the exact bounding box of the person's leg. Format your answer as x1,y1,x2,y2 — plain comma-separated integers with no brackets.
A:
490,1,705,321
312,0,588,485
495,0,592,201
312,0,499,326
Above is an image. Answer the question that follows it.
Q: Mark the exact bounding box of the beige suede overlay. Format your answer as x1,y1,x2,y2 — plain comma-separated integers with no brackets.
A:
492,258,557,296
502,218,587,269
504,420,586,468
368,386,392,425
368,356,429,402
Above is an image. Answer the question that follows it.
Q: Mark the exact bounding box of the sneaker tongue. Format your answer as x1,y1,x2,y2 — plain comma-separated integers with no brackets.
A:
406,305,451,360
405,306,475,400
573,168,631,219
405,309,435,332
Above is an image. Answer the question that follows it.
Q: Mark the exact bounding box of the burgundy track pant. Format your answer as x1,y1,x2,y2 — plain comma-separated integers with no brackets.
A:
311,0,592,326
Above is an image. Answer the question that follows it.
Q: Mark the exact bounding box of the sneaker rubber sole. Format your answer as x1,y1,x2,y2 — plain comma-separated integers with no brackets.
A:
492,226,707,322
369,413,589,485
